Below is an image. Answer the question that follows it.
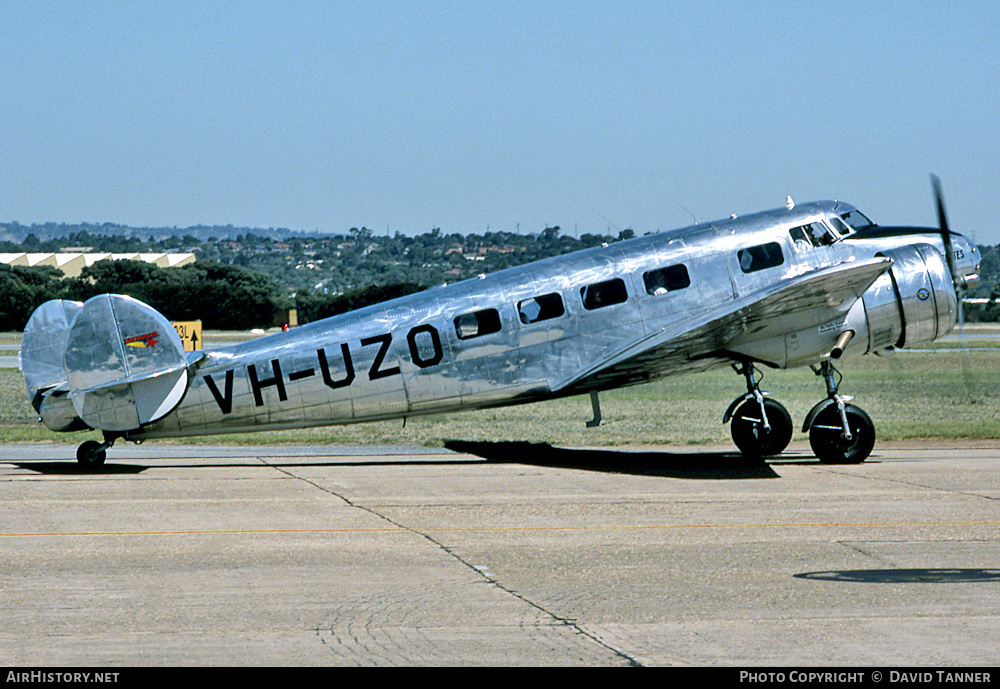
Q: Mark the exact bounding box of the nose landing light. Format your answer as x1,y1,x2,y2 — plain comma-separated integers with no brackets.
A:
961,272,980,291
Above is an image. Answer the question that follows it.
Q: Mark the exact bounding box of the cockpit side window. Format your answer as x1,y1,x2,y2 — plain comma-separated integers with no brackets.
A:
789,225,813,252
828,216,853,237
808,221,835,246
738,242,784,273
839,210,875,233
789,222,835,251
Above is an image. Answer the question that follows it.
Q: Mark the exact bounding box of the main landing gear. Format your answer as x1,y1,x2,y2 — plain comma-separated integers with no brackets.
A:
724,362,793,458
725,359,875,463
802,360,875,464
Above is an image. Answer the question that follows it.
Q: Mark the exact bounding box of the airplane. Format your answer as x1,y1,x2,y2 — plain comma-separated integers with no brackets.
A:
19,177,980,468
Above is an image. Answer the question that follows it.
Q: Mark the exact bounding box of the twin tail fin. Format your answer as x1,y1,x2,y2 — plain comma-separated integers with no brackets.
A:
22,295,191,433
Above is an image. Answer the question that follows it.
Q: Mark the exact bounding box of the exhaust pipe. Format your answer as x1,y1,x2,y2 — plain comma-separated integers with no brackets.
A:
830,330,855,359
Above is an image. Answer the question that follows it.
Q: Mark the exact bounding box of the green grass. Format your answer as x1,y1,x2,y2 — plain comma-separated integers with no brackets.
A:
5,337,1000,447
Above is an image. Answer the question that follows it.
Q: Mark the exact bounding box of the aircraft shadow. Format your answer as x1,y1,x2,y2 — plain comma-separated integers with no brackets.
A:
13,441,785,478
12,462,148,475
444,440,780,479
10,458,482,475
795,568,1000,584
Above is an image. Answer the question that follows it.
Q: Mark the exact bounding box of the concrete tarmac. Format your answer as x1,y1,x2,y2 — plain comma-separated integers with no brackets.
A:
2,440,999,667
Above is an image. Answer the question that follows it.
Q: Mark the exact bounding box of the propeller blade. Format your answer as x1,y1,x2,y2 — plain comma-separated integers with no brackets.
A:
957,298,977,402
932,175,977,401
931,174,963,293
931,174,950,234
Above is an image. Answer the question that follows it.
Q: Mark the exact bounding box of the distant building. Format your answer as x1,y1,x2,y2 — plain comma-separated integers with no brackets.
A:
0,252,195,278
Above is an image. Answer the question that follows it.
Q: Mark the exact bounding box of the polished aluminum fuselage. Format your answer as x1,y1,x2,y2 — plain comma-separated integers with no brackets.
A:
125,200,977,441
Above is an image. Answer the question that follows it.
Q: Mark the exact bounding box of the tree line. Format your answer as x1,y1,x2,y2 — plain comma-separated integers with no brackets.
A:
0,223,630,331
0,259,429,331
1,223,632,295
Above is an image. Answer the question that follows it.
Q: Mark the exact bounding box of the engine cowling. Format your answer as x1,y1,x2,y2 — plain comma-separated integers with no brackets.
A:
861,243,957,351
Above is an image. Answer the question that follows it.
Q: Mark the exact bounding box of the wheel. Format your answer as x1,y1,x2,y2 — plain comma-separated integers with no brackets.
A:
77,440,106,468
730,398,793,458
808,403,875,464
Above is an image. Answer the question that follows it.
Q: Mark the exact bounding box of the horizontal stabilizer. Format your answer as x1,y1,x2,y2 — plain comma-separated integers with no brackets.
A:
64,294,190,432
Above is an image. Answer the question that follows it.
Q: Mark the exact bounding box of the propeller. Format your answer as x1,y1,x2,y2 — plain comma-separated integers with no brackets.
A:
931,174,963,294
931,174,977,402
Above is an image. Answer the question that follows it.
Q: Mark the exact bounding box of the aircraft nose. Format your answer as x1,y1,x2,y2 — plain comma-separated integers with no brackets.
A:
954,234,980,290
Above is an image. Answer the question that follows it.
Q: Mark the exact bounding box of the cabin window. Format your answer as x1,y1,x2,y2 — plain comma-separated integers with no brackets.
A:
643,264,690,295
518,293,565,324
737,242,784,273
454,308,502,340
581,278,628,310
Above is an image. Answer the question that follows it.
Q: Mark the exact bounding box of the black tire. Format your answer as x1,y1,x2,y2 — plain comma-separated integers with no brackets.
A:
730,398,793,458
808,404,875,464
77,440,106,468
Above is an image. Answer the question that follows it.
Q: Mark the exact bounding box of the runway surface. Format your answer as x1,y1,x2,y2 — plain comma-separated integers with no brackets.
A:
2,440,999,667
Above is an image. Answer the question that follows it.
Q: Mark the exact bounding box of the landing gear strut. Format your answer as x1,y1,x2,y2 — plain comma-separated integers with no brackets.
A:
803,360,875,464
724,362,792,458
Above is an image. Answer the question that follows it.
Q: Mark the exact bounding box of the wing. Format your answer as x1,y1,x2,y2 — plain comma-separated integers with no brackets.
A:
553,257,892,393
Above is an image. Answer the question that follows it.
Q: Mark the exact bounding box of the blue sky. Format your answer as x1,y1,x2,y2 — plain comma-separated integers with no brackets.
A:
2,1,997,242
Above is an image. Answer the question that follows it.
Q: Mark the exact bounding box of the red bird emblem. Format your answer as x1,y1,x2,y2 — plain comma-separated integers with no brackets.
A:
123,332,159,349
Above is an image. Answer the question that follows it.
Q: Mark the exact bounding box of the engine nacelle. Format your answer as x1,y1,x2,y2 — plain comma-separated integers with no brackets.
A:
861,243,957,351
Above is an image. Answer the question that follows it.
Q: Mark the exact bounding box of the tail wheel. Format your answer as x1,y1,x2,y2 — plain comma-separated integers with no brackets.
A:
731,398,793,458
808,404,875,464
77,440,107,468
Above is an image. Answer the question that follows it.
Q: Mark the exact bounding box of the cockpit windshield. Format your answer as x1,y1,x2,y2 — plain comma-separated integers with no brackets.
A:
838,209,876,234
